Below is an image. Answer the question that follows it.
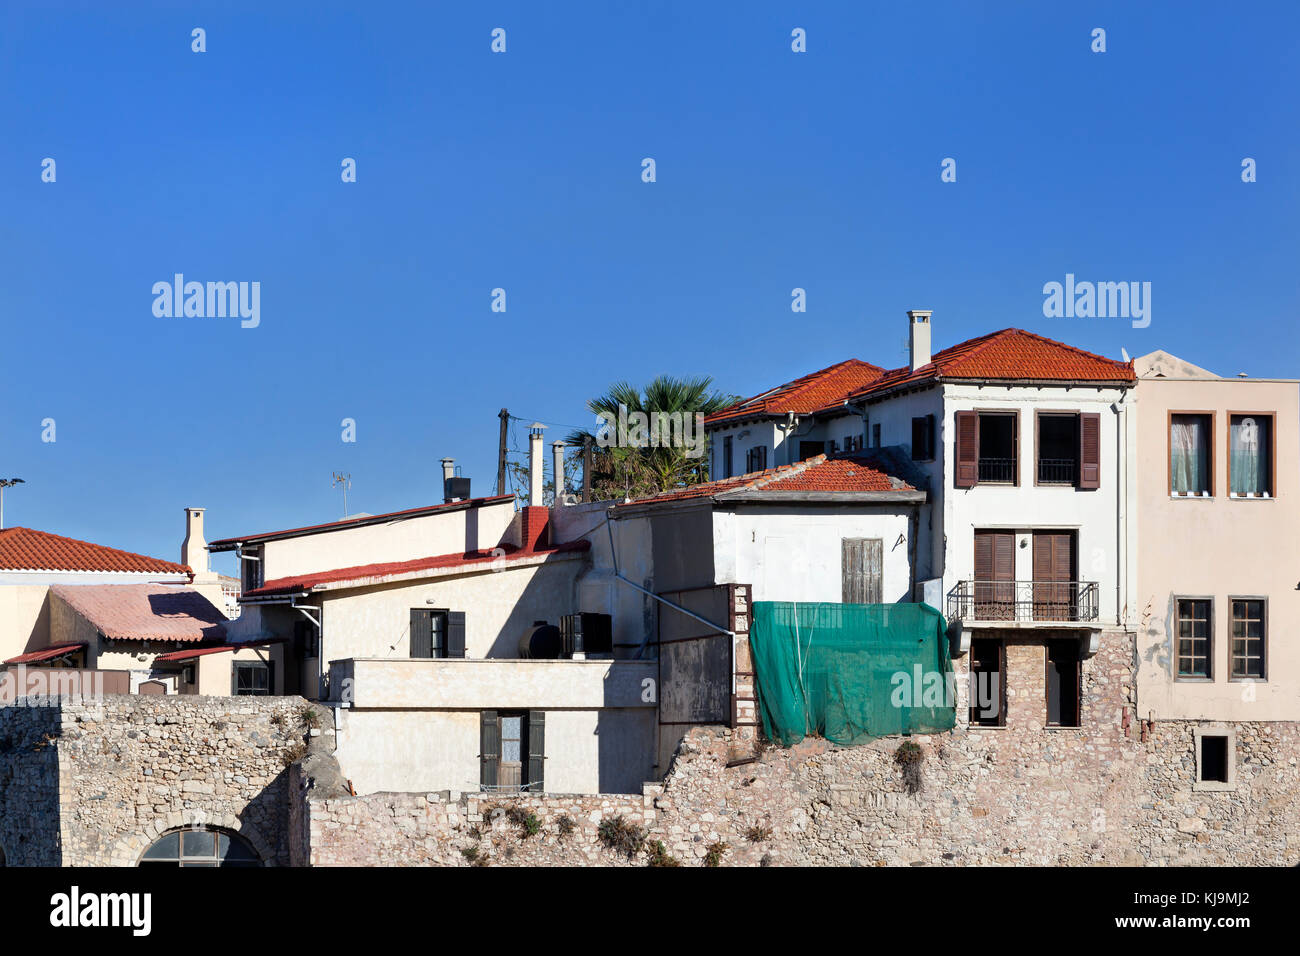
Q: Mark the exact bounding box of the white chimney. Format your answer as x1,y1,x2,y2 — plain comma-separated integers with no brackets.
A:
908,310,933,372
181,507,208,573
441,458,455,484
528,424,546,506
551,440,566,504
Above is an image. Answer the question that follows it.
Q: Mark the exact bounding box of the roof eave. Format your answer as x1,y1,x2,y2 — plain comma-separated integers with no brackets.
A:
713,490,927,505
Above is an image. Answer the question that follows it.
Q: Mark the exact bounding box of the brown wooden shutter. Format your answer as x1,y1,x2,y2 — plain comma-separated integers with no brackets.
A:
842,538,883,604
1078,412,1100,489
526,710,545,792
480,711,499,789
955,411,979,487
446,611,466,658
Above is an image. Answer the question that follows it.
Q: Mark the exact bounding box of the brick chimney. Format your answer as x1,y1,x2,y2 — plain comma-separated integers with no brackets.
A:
519,505,550,551
908,310,933,372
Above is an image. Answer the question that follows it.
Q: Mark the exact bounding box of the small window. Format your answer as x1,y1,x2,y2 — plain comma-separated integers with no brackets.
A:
1229,414,1273,497
745,445,768,473
1193,727,1236,790
233,661,272,696
911,415,935,461
968,638,1005,727
1229,599,1266,680
1175,599,1212,679
1036,414,1079,485
1170,413,1212,496
410,609,448,659
722,436,733,479
978,413,1017,483
1045,640,1080,727
240,548,263,591
798,441,825,461
480,710,544,793
872,423,881,448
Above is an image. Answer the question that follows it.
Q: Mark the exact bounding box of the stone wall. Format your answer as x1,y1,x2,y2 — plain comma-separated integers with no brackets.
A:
0,694,315,866
295,630,1300,866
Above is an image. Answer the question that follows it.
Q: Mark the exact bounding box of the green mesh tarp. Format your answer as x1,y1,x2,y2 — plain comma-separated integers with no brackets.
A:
749,602,955,746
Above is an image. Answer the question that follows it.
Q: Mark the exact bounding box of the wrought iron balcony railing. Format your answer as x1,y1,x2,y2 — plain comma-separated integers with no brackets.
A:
977,457,1016,482
947,580,1100,623
1037,458,1077,485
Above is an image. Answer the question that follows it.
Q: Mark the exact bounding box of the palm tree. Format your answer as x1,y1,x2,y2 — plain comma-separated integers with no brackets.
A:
567,375,737,501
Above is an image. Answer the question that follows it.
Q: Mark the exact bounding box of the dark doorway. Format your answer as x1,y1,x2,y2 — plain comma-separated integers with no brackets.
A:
1045,640,1080,727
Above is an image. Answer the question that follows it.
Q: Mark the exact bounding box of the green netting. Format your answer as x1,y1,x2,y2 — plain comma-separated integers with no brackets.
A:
749,602,955,746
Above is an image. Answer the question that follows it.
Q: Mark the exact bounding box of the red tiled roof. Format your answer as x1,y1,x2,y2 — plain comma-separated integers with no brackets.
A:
0,527,190,575
618,451,919,507
154,638,286,663
243,539,592,599
837,328,1134,406
208,496,515,549
707,359,885,425
4,641,87,665
50,584,227,643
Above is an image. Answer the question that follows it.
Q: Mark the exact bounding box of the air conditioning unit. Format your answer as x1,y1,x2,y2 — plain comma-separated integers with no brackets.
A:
444,476,472,502
560,613,612,658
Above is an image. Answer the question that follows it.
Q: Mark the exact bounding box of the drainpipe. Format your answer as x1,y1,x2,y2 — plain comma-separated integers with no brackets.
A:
1114,394,1130,629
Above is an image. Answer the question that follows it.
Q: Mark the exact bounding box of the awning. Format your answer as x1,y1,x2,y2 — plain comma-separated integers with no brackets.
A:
3,641,87,665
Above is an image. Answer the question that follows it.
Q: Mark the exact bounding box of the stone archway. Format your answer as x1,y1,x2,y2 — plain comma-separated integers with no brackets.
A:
107,812,276,868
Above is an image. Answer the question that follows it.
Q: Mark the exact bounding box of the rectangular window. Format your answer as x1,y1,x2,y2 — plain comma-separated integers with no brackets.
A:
1170,413,1212,496
1036,413,1079,484
1229,414,1273,497
1045,641,1080,727
1175,599,1212,679
233,661,272,696
841,538,883,604
911,415,935,461
977,413,1017,483
722,436,733,479
968,638,1005,727
745,445,768,473
1229,599,1266,679
410,609,449,658
480,710,544,793
1199,735,1229,784
799,440,825,461
240,548,263,591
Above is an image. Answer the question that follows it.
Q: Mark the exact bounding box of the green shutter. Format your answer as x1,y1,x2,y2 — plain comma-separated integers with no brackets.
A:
480,710,499,790
526,710,545,792
447,611,466,658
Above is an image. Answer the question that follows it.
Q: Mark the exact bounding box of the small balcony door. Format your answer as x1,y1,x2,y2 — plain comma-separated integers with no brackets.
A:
973,531,1015,620
1032,532,1076,621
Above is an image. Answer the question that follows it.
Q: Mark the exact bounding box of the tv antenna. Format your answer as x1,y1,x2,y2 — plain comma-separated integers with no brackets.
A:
0,478,24,529
332,472,352,517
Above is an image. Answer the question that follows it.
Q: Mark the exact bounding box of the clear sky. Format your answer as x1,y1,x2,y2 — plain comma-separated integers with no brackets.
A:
1,1,1296,574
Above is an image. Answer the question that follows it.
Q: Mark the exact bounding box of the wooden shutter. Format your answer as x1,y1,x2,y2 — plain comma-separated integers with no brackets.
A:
1078,412,1100,489
955,411,979,487
526,710,545,792
1033,532,1075,620
409,609,433,658
975,531,1015,619
842,538,883,604
479,710,499,789
446,611,466,658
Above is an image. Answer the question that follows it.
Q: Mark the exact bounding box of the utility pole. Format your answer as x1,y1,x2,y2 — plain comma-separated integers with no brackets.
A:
332,472,352,517
582,438,593,503
496,408,509,497
0,478,24,529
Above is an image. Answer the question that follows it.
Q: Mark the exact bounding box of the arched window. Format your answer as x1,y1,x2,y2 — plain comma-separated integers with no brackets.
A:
138,827,261,867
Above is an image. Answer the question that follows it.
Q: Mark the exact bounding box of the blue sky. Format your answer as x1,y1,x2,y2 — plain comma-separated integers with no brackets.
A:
1,1,1296,574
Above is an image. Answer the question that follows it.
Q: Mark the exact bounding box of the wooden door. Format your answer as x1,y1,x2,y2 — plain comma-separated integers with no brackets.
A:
973,531,1015,620
842,538,883,604
1032,532,1075,621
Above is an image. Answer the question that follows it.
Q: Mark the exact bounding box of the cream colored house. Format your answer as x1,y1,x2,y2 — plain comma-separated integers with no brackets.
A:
209,450,658,797
1134,350,1300,728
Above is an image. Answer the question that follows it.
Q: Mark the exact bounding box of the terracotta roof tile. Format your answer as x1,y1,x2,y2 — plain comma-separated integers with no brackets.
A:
619,451,919,506
707,359,885,425
0,527,190,575
50,584,227,643
841,328,1133,404
243,539,592,599
3,641,87,665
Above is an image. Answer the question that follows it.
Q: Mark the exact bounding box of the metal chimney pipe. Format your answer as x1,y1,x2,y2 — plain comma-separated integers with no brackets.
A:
551,441,566,504
528,425,546,506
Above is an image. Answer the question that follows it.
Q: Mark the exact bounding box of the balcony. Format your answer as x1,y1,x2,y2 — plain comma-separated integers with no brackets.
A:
327,657,658,710
947,580,1100,625
977,457,1016,483
1037,458,1077,485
